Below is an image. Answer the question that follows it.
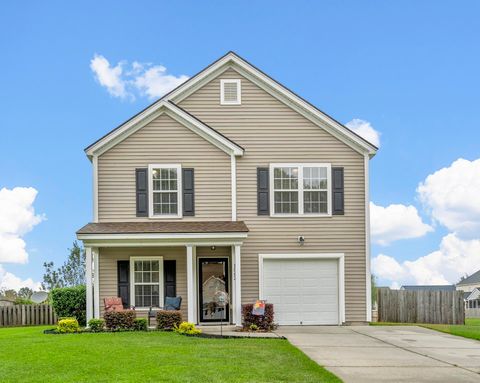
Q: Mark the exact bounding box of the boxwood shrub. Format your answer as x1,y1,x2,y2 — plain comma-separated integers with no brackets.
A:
157,310,182,330
51,285,87,325
133,318,148,331
104,310,136,331
57,318,80,333
88,318,105,332
242,303,275,331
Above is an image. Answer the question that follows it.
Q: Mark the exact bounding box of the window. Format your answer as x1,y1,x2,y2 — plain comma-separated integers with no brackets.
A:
270,163,331,216
148,164,182,218
220,79,241,105
131,257,163,308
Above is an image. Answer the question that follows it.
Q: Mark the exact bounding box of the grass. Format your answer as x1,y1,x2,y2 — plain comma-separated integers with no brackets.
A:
371,318,480,341
0,326,341,383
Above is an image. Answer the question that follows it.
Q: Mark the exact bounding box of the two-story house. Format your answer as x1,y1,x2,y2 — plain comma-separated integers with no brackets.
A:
77,52,377,326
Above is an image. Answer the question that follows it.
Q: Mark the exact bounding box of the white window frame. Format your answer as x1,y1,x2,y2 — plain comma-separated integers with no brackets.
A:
220,79,241,105
269,163,332,217
148,164,182,219
130,256,164,310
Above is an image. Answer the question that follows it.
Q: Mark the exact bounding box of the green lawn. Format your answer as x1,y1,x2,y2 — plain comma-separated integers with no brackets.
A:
0,326,340,383
372,318,480,341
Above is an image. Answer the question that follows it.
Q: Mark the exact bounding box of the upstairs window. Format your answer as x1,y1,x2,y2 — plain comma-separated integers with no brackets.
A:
148,164,182,218
220,79,241,105
270,163,331,216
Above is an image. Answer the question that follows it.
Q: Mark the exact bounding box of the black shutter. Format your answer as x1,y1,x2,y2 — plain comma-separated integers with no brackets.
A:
182,168,195,216
257,167,269,215
117,261,130,308
332,167,344,215
164,260,176,298
136,168,148,217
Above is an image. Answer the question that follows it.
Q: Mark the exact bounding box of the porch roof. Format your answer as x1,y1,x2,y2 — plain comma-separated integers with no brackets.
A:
77,221,249,235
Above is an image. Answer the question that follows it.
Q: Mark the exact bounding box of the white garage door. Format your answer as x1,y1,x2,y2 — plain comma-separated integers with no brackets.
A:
262,258,339,325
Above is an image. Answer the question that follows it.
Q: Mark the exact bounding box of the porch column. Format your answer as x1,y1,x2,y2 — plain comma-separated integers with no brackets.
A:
93,247,100,319
85,246,93,324
233,245,242,326
186,245,195,323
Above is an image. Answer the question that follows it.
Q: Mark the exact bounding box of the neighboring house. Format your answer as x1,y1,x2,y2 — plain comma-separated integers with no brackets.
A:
76,52,377,326
464,288,480,309
0,298,14,307
456,270,480,293
400,285,456,291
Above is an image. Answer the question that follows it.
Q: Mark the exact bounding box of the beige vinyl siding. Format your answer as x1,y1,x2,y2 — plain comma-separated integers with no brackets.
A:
97,113,231,222
180,68,367,322
98,247,188,320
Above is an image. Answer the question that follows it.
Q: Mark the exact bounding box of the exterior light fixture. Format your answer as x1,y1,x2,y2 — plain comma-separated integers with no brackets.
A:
297,236,305,245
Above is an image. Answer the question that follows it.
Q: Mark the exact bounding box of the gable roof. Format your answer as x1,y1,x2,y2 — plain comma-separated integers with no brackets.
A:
457,270,480,286
465,288,480,301
85,51,377,160
85,100,244,159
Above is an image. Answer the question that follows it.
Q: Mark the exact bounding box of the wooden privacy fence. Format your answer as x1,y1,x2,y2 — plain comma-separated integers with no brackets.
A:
0,304,58,327
377,289,465,324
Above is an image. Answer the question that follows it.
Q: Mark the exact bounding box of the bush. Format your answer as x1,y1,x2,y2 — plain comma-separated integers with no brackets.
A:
156,310,182,330
88,318,105,332
242,303,276,331
51,285,86,325
57,318,80,333
174,322,201,335
104,310,136,331
133,318,148,331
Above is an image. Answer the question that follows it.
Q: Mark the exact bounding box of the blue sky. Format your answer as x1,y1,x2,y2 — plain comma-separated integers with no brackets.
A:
1,1,480,290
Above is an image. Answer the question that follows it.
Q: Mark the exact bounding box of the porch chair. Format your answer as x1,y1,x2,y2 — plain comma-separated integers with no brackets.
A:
104,297,127,312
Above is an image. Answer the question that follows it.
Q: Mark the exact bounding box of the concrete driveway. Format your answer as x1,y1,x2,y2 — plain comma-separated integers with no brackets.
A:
276,325,480,383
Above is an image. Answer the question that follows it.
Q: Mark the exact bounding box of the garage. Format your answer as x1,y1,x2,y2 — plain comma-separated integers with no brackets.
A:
260,255,343,325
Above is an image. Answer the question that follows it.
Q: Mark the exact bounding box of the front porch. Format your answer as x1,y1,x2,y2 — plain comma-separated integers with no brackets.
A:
76,221,248,326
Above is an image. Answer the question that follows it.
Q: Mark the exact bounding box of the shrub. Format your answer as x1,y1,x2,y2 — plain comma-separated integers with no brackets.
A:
174,322,201,335
133,318,148,331
156,310,182,330
242,303,275,331
249,324,259,332
88,318,105,332
51,285,86,325
57,318,80,333
104,310,136,331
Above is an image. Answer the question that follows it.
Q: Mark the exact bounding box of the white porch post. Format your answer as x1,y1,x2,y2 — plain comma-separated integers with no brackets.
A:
85,246,93,324
233,245,242,326
186,245,195,323
93,247,100,319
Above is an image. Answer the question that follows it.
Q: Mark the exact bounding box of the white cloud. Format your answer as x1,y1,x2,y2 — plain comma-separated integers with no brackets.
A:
90,54,127,98
370,202,433,245
0,264,41,291
418,158,480,238
372,233,480,287
346,119,381,147
0,187,44,264
90,54,188,100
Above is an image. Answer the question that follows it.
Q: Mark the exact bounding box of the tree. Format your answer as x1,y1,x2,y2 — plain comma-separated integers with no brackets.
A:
371,274,378,308
17,287,33,299
41,241,86,291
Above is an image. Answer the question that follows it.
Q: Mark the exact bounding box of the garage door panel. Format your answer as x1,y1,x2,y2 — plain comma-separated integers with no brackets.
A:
262,258,339,325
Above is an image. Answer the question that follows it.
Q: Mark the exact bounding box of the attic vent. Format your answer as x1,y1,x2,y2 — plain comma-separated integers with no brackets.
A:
220,79,241,105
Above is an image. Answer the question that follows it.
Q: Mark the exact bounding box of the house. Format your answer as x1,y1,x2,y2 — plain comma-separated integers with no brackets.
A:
0,298,14,307
464,288,480,309
400,285,456,291
456,269,480,293
76,52,377,326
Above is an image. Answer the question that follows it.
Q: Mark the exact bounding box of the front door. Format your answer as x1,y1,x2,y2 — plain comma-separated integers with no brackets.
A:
198,258,229,322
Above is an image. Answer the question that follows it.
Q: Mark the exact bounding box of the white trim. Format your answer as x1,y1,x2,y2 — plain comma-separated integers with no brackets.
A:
364,154,372,322
77,232,248,241
220,79,241,105
85,247,93,324
93,247,100,318
85,101,244,158
231,154,237,221
129,256,164,310
186,245,195,322
269,163,332,217
92,156,98,223
258,253,345,325
165,52,377,156
148,164,182,219
233,245,242,326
